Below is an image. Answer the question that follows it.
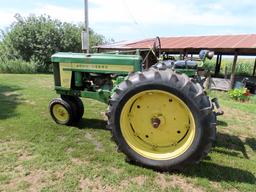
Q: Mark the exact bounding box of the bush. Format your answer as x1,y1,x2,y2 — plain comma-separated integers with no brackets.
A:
0,59,35,74
0,14,108,73
228,88,250,101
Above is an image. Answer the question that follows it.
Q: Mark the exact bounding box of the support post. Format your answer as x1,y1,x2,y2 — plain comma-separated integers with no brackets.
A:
230,52,238,89
215,55,222,76
215,55,220,76
253,58,256,76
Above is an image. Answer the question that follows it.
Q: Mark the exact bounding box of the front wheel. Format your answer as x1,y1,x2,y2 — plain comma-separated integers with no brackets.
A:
49,98,76,125
61,95,84,122
107,69,216,170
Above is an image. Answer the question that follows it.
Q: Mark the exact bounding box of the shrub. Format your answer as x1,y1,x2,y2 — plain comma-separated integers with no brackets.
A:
228,88,250,101
0,59,35,74
0,14,108,73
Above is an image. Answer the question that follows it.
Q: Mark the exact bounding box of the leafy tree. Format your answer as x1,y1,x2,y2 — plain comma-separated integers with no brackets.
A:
0,14,109,72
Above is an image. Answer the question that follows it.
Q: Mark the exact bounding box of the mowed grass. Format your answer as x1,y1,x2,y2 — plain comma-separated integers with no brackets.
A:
0,74,255,192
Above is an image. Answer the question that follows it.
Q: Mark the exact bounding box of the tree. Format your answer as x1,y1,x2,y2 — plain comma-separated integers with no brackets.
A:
1,14,109,72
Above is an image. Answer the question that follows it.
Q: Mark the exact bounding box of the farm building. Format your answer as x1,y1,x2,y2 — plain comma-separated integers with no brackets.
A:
95,34,256,90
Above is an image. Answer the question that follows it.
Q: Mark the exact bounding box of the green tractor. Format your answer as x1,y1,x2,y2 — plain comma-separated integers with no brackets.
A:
49,38,222,171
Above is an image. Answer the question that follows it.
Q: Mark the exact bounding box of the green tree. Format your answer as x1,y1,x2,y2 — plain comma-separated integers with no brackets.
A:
0,14,109,72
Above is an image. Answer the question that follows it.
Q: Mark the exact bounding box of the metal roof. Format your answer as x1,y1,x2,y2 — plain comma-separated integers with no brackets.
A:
96,34,256,55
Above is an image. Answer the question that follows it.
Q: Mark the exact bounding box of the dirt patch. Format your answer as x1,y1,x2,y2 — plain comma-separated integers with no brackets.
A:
108,167,123,175
131,176,146,186
66,147,75,153
84,133,104,152
3,169,48,192
17,150,35,161
71,158,90,165
79,177,113,192
210,181,239,192
14,164,25,173
155,174,205,192
0,140,35,161
119,180,129,189
52,166,70,181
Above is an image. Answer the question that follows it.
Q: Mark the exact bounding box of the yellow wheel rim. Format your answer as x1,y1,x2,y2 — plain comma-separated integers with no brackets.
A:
52,104,70,123
120,90,196,160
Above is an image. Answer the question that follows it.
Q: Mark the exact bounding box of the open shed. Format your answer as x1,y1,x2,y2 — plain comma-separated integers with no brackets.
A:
96,34,256,89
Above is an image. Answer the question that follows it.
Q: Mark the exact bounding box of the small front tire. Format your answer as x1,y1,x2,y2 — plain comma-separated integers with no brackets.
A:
49,98,76,125
61,95,84,122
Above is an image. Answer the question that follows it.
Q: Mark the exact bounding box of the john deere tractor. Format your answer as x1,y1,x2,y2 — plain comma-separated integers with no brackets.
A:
49,38,222,170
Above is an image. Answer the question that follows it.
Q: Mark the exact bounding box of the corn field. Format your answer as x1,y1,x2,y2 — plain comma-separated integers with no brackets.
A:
204,57,255,76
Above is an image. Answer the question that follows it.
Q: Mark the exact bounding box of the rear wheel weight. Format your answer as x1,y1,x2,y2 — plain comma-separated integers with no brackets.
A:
108,69,216,170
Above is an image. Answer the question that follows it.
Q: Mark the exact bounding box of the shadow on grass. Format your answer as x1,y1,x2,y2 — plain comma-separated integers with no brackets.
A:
215,132,256,159
75,118,256,184
182,161,256,184
245,138,256,151
0,85,22,120
75,118,107,130
216,120,256,158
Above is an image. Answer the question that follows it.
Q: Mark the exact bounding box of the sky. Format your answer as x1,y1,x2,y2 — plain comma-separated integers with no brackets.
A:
0,0,256,41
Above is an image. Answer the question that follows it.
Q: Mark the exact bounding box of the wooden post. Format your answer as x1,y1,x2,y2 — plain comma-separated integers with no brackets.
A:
215,55,222,76
230,52,238,89
215,55,220,76
253,58,256,76
224,66,228,79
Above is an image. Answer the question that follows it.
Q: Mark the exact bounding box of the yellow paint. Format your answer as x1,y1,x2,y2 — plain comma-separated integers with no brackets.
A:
59,63,72,89
120,90,196,160
71,63,134,72
52,104,70,123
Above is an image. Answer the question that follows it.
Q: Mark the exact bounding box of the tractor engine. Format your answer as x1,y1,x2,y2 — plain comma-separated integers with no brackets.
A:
83,73,114,91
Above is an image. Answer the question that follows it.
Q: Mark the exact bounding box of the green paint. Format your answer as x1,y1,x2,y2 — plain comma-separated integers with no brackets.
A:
75,72,83,87
51,52,142,72
52,52,142,102
81,90,111,104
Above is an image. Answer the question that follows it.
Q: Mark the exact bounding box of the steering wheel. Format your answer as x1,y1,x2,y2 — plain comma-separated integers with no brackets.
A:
142,36,162,69
152,36,162,59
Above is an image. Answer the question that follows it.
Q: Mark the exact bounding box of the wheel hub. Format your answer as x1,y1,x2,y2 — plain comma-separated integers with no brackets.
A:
151,117,161,128
52,104,69,122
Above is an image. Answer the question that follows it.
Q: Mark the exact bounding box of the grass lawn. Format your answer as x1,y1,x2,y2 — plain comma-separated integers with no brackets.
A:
0,74,255,192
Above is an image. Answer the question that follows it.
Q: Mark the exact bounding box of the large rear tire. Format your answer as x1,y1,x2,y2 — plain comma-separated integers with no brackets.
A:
107,69,216,170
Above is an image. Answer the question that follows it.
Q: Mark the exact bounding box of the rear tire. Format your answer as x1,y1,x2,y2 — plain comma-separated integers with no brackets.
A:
107,69,216,171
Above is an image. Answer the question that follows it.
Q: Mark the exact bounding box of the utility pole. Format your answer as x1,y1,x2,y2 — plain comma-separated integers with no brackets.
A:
82,0,89,53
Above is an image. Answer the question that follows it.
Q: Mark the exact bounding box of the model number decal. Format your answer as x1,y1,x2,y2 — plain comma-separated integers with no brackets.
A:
61,63,134,72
